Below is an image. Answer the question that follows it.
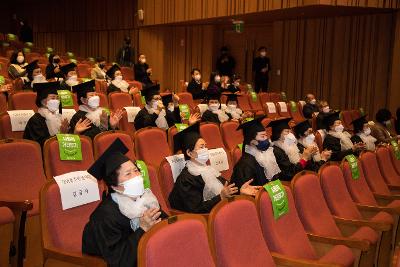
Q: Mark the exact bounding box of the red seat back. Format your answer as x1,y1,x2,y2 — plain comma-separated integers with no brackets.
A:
10,92,37,111
360,151,391,195
177,92,195,110
167,126,179,153
93,130,135,160
118,111,135,136
76,64,90,78
0,92,7,113
288,101,304,123
97,92,108,108
236,94,252,111
199,123,225,149
158,159,175,210
133,93,145,108
95,80,107,94
341,110,354,131
248,94,263,111
315,130,324,151
259,92,270,105
121,67,134,81
108,92,133,111
220,121,243,151
147,164,169,215
269,92,282,103
389,146,400,175
232,147,242,165
128,81,142,90
376,146,400,186
134,127,171,166
0,113,25,139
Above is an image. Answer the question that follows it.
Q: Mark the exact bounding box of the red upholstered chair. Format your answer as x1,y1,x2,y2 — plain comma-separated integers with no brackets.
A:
108,92,133,111
0,206,15,267
259,92,270,104
231,146,242,165
220,121,243,151
256,187,355,267
43,136,94,179
277,102,290,118
167,125,179,153
158,159,184,215
120,67,134,81
40,179,106,267
376,146,400,186
138,214,215,267
341,110,354,131
0,93,7,113
76,64,91,78
264,102,279,119
248,93,264,113
134,127,171,167
199,123,225,149
0,139,47,266
177,92,196,110
269,92,282,103
9,91,37,111
128,80,142,91
118,110,135,136
291,171,376,266
0,113,25,139
236,94,252,112
93,130,135,160
95,80,108,94
315,130,324,151
288,101,304,123
97,92,108,108
389,145,400,175
146,164,170,216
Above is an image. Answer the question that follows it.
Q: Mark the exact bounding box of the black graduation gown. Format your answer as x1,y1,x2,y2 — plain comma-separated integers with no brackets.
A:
252,56,270,92
69,110,103,140
107,83,122,95
323,134,354,161
187,80,205,100
134,63,152,85
297,143,326,172
350,135,363,144
273,146,305,181
223,84,240,94
168,167,223,213
201,110,220,124
23,113,51,147
133,108,158,130
165,107,181,128
59,81,73,91
82,193,168,267
45,64,64,80
302,103,319,119
316,113,328,130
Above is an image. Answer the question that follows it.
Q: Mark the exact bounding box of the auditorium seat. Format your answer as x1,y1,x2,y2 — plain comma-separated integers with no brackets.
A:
108,92,133,111
259,92,270,104
95,80,108,94
134,127,171,166
199,122,225,149
132,92,145,108
248,93,264,114
9,91,37,111
0,206,15,267
128,80,142,90
146,164,170,215
77,63,91,78
276,102,290,118
177,92,196,110
264,102,279,119
167,125,179,153
118,110,136,136
220,121,243,151
389,145,400,175
341,110,354,131
376,145,400,186
288,101,304,123
93,130,135,160
231,146,242,165
315,130,324,151
97,92,109,108
0,113,25,139
120,67,134,81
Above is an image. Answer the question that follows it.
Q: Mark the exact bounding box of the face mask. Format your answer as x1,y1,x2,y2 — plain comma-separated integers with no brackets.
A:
209,103,219,111
304,133,315,146
115,75,123,82
140,58,146,64
68,75,77,81
195,148,209,165
17,56,25,64
256,139,270,151
363,128,371,136
53,58,60,64
322,106,330,113
260,52,267,57
384,120,391,127
214,76,221,83
151,100,159,110
87,95,100,109
33,74,45,81
227,104,237,109
47,99,60,113
310,99,317,105
119,175,144,197
234,81,240,87
335,125,344,133
283,133,297,146
194,74,201,81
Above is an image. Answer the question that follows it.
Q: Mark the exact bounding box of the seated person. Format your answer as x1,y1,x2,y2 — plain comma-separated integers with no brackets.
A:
162,93,201,128
23,82,69,147
8,50,28,80
316,100,331,130
134,54,153,86
206,72,222,97
231,116,282,189
293,119,331,172
224,74,241,94
187,68,207,100
69,80,123,139
59,63,78,90
220,75,230,91
24,60,47,90
90,57,107,81
302,93,319,119
323,111,365,161
201,93,229,124
106,64,138,95
351,115,377,151
270,118,314,181
45,54,64,80
224,93,252,122
168,123,260,213
83,138,168,266
371,108,400,144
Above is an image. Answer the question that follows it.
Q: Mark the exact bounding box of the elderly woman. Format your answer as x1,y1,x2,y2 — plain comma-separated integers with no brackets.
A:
8,50,28,80
106,64,138,95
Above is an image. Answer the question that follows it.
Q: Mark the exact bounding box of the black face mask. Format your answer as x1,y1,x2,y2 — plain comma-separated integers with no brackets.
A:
53,58,60,64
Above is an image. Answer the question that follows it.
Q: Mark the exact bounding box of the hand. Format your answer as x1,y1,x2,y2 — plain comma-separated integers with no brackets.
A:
157,102,164,112
146,68,152,74
172,93,180,103
352,142,366,152
220,181,238,200
302,146,314,160
129,87,139,95
73,118,92,134
139,208,162,232
54,67,60,73
110,109,123,129
309,145,319,155
261,68,267,73
60,118,69,133
188,113,201,125
240,179,261,196
0,84,11,92
321,150,332,161
100,110,109,129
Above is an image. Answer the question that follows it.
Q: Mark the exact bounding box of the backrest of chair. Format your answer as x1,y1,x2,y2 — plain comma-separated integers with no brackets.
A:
259,92,270,104
121,67,134,81
277,102,290,117
0,113,25,139
77,64,90,78
108,92,133,111
360,151,391,195
134,127,171,166
147,164,169,215
248,94,263,111
177,92,195,110
167,126,178,153
341,160,378,206
95,80,107,94
10,92,37,111
256,187,317,260
158,159,175,209
319,163,362,219
133,92,145,108
209,197,275,267
264,102,279,119
237,95,251,111
269,92,282,103
288,101,304,123
97,92,108,108
200,123,225,149
220,121,243,151
389,146,400,175
118,111,135,136
93,130,135,160
129,81,142,91
315,130,323,151
43,136,94,179
138,215,215,267
376,146,400,185
232,147,242,165
292,172,342,237
341,110,353,131
0,93,7,113
0,139,46,203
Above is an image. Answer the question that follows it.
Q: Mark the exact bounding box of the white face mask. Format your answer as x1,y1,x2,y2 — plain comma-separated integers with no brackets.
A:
304,133,315,146
151,100,160,110
363,128,371,136
227,104,237,109
260,51,267,57
322,106,330,113
214,76,221,83
115,75,123,82
209,103,219,111
119,175,144,197
33,74,45,82
310,99,317,105
17,55,25,64
47,99,60,113
234,81,240,87
68,75,77,82
195,148,209,165
283,132,297,146
335,125,344,133
194,74,201,81
87,95,100,109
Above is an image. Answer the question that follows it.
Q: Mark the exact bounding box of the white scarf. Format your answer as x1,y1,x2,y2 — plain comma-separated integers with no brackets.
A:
211,109,229,123
298,139,322,162
111,189,160,231
186,160,223,201
65,79,79,87
225,106,243,120
244,145,281,181
328,130,354,151
145,105,169,130
79,105,103,127
31,76,47,88
37,107,62,136
273,140,301,164
111,79,130,92
358,133,377,151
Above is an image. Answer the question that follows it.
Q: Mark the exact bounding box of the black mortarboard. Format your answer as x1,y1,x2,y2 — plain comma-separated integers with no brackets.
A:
237,116,265,145
268,117,292,141
60,63,77,76
87,138,130,183
206,91,221,102
173,122,201,159
24,60,39,77
293,120,312,138
34,81,60,107
351,115,368,133
141,84,160,102
72,79,95,104
161,93,173,107
225,93,238,104
106,64,121,79
322,111,341,130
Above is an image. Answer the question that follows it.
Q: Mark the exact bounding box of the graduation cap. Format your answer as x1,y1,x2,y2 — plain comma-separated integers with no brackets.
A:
72,79,95,104
351,115,368,133
59,63,77,76
87,138,130,183
237,116,266,145
34,81,60,107
224,93,238,104
293,119,312,138
206,91,221,103
106,64,121,79
141,84,160,102
24,60,39,77
173,122,201,159
161,93,173,107
322,111,341,130
268,117,292,141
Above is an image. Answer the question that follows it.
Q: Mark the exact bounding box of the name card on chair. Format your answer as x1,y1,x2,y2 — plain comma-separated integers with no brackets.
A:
124,106,141,122
61,109,76,123
166,154,186,182
208,148,229,172
7,110,35,131
278,102,287,113
266,102,276,113
54,171,100,210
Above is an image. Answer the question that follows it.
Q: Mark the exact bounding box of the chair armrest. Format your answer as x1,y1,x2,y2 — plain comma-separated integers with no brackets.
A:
270,252,340,267
333,216,391,231
44,248,106,267
169,209,209,219
0,199,33,212
374,193,400,201
388,185,400,191
306,233,369,251
356,203,400,214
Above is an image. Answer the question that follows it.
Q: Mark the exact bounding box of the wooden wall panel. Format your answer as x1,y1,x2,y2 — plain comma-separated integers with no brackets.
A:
388,11,400,115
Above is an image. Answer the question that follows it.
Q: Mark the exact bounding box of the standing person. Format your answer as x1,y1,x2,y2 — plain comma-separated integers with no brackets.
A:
134,54,153,87
216,46,236,77
252,46,271,93
8,50,28,80
45,54,63,80
19,20,33,43
187,68,208,100
91,57,107,81
116,36,135,67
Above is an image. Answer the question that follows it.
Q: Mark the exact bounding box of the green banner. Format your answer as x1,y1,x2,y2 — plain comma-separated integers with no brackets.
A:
25,42,33,47
250,92,257,102
23,47,31,53
0,75,5,86
345,154,360,180
175,123,188,132
7,34,16,41
243,117,254,123
263,180,289,220
136,160,150,189
81,78,91,83
391,141,400,160
46,47,54,53
179,104,190,120
102,107,110,116
280,92,287,101
359,107,365,116
238,143,243,151
57,90,74,107
289,101,297,112
67,52,75,58
56,134,82,161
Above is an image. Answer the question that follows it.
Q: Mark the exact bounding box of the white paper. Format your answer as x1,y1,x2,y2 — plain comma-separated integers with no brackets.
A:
299,101,306,107
278,102,288,112
165,154,186,182
208,148,229,172
54,171,100,210
197,104,208,115
124,106,141,122
61,109,76,123
266,102,276,113
7,110,35,131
